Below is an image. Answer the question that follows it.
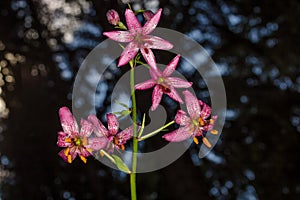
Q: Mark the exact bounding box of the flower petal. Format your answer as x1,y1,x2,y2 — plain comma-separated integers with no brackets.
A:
149,67,162,80
165,77,193,88
151,85,163,111
57,131,70,147
144,35,173,50
183,90,200,119
142,8,162,35
118,42,139,67
80,119,93,137
86,137,108,151
59,107,78,135
135,79,156,90
107,113,119,135
199,100,211,119
79,148,91,157
58,148,77,163
87,115,108,137
174,110,191,126
116,126,134,145
103,31,134,42
162,126,192,142
166,87,183,103
125,9,142,31
141,47,157,69
162,54,180,76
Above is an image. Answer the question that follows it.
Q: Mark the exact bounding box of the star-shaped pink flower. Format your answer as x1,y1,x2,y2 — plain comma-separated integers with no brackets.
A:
57,107,93,163
162,90,218,147
135,55,192,111
103,8,173,68
87,113,134,152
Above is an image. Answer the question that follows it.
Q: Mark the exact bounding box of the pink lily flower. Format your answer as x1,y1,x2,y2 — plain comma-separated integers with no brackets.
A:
162,90,218,148
57,107,93,164
135,55,193,111
87,113,134,152
103,8,173,68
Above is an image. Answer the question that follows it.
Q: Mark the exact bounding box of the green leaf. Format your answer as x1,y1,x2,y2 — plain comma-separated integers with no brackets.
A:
112,155,131,174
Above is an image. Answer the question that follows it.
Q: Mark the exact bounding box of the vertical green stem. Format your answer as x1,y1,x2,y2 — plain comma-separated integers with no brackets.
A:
130,67,138,200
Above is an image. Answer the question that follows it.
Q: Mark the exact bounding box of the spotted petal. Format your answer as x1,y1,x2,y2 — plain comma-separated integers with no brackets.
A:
166,87,183,103
59,107,78,135
80,119,93,137
57,131,70,147
174,110,191,126
135,79,156,90
125,9,142,32
144,35,173,50
141,47,157,69
88,115,108,137
86,137,108,151
183,90,200,119
162,126,192,142
58,148,77,163
199,100,211,119
149,67,162,80
118,42,139,67
107,113,119,136
151,85,163,111
116,125,134,145
162,54,180,76
142,8,162,35
103,31,134,43
165,77,192,88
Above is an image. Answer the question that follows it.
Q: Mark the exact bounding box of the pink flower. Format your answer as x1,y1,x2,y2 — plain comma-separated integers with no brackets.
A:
103,8,173,68
162,90,218,148
87,113,134,152
143,10,155,21
135,55,192,111
57,107,93,164
106,9,120,26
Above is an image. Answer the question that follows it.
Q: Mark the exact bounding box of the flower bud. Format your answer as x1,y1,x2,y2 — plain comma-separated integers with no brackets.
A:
143,10,155,21
106,9,120,26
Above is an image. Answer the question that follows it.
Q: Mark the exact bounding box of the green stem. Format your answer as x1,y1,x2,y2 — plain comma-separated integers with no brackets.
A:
100,150,116,164
130,66,138,200
138,121,175,141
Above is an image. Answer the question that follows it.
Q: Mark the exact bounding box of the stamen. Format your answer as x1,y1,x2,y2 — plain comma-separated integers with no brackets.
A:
209,119,215,125
121,144,125,150
193,137,199,144
82,137,88,146
64,148,70,157
202,137,212,148
80,156,87,164
210,130,218,135
199,118,205,126
65,138,72,143
67,155,72,163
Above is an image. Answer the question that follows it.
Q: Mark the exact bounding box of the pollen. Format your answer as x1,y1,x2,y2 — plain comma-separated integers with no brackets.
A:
210,130,218,135
202,137,212,148
193,137,199,144
121,144,125,150
65,138,72,143
67,155,72,163
198,118,205,126
64,147,70,157
80,156,87,164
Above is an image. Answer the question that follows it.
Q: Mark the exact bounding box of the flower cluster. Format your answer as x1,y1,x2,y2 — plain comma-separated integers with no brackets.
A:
57,7,218,165
57,107,134,163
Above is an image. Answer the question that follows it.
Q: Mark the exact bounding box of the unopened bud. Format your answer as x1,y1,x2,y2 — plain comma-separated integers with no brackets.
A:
106,9,120,26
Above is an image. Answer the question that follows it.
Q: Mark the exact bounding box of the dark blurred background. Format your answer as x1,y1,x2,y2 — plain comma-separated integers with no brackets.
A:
0,0,300,199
